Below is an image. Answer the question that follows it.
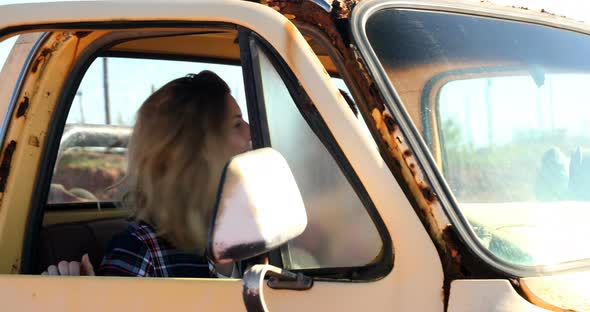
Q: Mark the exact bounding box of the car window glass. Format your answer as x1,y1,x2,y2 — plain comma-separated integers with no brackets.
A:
254,44,383,269
366,8,590,267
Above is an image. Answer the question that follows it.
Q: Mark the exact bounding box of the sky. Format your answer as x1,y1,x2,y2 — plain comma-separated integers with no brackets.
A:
440,74,590,148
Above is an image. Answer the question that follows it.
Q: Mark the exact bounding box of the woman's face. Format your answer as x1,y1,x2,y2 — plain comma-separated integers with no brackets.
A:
226,95,251,156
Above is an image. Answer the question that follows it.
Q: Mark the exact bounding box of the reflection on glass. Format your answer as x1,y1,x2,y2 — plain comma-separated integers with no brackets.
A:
366,8,590,267
440,74,590,266
440,74,590,203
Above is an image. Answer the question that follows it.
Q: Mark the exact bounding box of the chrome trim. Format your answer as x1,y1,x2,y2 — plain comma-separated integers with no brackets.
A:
351,0,590,277
307,0,333,13
58,124,130,154
54,124,130,176
0,32,47,145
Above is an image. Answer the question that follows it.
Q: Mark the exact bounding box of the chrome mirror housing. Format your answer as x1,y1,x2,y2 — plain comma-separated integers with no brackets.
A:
208,148,307,264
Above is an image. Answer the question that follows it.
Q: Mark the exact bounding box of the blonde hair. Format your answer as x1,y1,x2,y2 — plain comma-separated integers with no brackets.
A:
122,71,233,251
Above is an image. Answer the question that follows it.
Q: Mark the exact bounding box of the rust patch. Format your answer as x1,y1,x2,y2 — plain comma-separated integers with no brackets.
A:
383,111,438,204
267,0,358,57
15,96,29,118
371,108,443,230
28,135,40,148
383,112,397,133
441,226,463,302
74,31,91,38
420,185,437,203
510,6,568,19
30,32,73,74
30,48,51,74
0,141,16,192
11,257,19,273
331,0,355,19
409,163,416,173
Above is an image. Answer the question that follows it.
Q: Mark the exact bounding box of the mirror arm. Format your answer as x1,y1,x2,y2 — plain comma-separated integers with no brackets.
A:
267,272,313,291
242,264,313,312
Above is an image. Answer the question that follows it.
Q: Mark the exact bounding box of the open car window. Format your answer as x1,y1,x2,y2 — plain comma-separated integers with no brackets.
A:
48,56,247,204
49,57,362,206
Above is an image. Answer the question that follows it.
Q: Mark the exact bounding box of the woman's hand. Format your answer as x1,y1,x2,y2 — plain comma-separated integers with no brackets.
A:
42,253,95,276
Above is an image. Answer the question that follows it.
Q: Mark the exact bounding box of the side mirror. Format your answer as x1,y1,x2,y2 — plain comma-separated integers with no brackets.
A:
208,148,307,264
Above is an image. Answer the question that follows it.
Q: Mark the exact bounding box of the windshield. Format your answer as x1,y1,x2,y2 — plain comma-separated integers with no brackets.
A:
365,8,590,268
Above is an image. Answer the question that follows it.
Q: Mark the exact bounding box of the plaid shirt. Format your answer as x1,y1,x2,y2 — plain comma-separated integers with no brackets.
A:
99,221,210,277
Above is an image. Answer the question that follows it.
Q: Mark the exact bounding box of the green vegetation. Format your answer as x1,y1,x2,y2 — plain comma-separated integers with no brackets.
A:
441,118,590,202
57,149,125,170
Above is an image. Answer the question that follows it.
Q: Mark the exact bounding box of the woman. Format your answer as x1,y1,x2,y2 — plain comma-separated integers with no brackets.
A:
43,70,251,277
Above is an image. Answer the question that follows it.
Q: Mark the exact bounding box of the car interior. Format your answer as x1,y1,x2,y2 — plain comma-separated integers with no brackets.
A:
39,27,248,274
33,26,358,275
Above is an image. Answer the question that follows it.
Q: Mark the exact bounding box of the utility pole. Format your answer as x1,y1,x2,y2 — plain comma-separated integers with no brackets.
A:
76,91,85,123
102,58,111,124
